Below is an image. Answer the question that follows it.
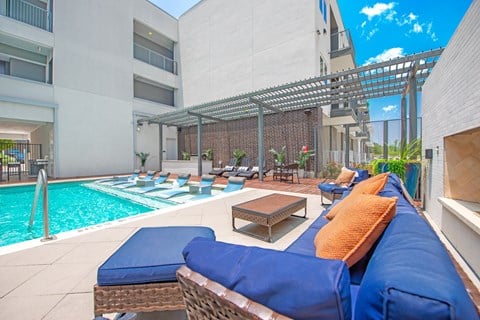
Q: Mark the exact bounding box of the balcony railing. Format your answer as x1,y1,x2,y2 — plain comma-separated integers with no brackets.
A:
134,43,177,75
1,0,52,31
330,29,354,58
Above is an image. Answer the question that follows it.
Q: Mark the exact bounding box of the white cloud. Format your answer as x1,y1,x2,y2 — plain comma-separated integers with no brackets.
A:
364,47,405,65
383,105,397,112
360,2,396,20
361,21,367,28
408,13,417,21
412,23,423,33
366,28,379,40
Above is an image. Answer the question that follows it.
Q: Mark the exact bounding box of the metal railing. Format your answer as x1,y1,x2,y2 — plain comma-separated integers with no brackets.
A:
2,0,52,31
330,29,354,57
29,169,55,241
134,43,177,74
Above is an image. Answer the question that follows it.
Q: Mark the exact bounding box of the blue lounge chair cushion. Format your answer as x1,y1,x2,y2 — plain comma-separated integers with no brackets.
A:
183,237,352,320
318,182,348,194
97,226,215,286
155,188,189,199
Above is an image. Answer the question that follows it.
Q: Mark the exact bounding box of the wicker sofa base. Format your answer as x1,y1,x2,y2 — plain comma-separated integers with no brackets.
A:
93,282,184,316
177,266,290,320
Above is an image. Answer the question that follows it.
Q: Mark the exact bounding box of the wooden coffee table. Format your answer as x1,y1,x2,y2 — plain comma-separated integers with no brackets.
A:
232,193,307,242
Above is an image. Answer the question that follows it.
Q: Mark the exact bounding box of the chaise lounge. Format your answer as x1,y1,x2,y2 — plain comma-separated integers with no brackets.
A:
154,174,216,199
177,173,479,320
318,167,369,205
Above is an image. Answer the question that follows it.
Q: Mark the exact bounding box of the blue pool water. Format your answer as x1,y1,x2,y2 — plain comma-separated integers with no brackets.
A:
0,181,170,247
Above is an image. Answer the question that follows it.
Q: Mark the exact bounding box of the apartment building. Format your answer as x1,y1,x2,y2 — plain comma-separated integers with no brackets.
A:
0,0,359,177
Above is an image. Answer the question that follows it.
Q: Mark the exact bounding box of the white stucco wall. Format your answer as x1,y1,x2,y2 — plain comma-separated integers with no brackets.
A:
179,0,323,107
50,0,180,177
422,0,480,280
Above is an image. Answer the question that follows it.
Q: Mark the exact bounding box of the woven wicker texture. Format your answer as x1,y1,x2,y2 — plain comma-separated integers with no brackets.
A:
177,266,291,320
93,282,184,316
232,194,306,227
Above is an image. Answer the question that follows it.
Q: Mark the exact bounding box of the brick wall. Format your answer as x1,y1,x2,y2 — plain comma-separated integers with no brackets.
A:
179,108,319,170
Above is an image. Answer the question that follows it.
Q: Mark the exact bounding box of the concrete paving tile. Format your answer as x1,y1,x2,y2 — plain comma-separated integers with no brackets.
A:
0,243,76,266
9,263,93,296
43,292,93,320
0,294,64,320
55,241,121,264
0,265,47,298
57,227,137,244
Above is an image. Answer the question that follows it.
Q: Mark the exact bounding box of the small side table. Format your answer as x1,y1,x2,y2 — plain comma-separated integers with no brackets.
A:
189,184,212,195
7,163,21,181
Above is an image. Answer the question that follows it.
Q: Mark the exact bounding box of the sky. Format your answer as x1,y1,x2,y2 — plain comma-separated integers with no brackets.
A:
149,0,472,121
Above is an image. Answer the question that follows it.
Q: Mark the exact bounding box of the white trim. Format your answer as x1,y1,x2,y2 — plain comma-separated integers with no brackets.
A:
0,94,57,108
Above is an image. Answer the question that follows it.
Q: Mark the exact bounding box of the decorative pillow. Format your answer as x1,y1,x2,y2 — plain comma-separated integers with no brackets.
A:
237,166,249,172
326,173,390,220
251,166,259,172
315,193,397,267
334,167,356,187
350,172,389,196
224,165,234,171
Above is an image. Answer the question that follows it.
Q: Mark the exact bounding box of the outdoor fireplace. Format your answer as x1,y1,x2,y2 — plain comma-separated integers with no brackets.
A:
444,127,480,205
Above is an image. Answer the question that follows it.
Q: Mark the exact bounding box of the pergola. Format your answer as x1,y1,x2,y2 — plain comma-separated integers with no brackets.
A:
143,48,443,180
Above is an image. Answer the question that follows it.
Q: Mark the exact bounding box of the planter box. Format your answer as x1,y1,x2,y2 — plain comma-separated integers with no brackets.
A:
163,160,212,176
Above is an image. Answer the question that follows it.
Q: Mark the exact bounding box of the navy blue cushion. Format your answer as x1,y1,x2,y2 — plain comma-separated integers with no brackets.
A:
355,213,478,319
318,182,348,194
351,169,369,183
97,226,215,286
284,227,319,256
183,237,352,320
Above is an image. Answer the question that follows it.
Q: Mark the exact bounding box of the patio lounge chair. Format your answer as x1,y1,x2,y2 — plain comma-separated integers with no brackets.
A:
223,157,251,178
94,226,216,318
127,172,170,193
236,159,270,179
317,167,369,205
209,158,236,176
114,170,157,188
95,170,140,184
140,173,191,193
155,174,216,199
189,176,246,201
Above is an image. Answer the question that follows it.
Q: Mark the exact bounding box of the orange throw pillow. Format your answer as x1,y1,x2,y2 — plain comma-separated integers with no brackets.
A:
350,172,389,196
315,193,397,267
325,173,390,220
334,167,356,187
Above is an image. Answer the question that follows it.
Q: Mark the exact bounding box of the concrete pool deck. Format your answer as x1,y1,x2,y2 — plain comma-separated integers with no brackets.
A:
0,187,325,319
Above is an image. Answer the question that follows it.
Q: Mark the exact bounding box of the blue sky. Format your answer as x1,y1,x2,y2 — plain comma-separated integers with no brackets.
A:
149,0,472,121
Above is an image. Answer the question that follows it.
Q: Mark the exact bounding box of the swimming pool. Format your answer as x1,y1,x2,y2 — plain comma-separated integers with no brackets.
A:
0,181,173,247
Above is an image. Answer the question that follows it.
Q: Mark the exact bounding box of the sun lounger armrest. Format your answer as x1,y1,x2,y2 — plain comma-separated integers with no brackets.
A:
177,266,291,320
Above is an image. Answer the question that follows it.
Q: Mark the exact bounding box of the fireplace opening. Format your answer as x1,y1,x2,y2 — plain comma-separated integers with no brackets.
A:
444,127,480,206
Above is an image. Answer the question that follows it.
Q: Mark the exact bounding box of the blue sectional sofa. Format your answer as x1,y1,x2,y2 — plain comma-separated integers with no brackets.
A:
181,174,479,320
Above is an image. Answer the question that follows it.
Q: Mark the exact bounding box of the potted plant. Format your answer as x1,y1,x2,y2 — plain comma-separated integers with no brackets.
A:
202,149,213,161
135,152,150,172
182,151,191,160
232,149,246,166
269,146,286,166
295,145,315,178
371,139,422,197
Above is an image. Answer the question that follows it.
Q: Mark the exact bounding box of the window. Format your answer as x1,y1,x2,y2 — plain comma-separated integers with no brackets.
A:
0,60,9,75
134,78,175,106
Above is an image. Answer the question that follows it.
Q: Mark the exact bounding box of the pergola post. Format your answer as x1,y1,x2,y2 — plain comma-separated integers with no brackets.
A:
344,124,350,167
158,123,163,171
408,74,418,143
197,116,202,176
257,106,264,181
401,94,407,149
383,120,389,159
